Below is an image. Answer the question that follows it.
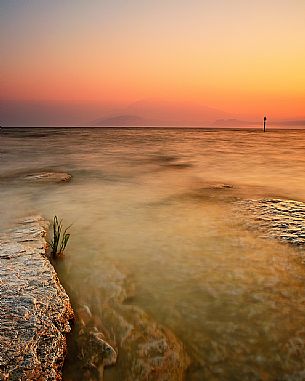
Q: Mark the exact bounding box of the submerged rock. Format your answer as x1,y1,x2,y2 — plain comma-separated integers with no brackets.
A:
237,198,305,246
77,327,117,380
0,171,72,185
23,172,72,183
74,305,117,381
67,264,190,381
104,303,190,381
0,216,74,381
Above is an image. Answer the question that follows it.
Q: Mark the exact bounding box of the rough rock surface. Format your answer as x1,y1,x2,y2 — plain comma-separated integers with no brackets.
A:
77,302,189,381
0,216,74,381
68,263,190,381
23,172,72,183
237,198,305,246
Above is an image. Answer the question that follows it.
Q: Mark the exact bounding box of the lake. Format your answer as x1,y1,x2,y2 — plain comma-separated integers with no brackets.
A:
1,127,305,381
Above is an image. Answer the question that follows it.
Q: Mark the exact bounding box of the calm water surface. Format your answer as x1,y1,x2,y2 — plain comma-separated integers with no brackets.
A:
1,128,305,380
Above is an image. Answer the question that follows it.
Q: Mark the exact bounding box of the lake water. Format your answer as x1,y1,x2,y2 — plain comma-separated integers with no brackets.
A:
1,128,305,380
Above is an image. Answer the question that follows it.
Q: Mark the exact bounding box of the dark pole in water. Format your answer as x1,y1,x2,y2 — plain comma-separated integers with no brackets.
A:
263,116,267,132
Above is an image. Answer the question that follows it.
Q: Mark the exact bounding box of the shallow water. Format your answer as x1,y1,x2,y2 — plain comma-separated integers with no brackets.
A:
1,128,305,380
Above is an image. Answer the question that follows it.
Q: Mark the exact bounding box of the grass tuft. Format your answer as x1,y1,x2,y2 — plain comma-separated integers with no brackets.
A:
49,216,71,258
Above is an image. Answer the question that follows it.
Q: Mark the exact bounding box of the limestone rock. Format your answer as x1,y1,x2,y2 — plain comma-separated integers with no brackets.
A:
23,172,72,183
69,265,190,381
0,216,74,381
236,198,305,246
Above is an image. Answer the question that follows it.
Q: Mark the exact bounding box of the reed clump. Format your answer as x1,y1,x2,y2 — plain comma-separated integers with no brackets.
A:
49,216,71,258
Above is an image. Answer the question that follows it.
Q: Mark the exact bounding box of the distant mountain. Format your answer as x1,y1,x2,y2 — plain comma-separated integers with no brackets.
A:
88,99,233,127
271,120,305,127
213,119,260,127
126,99,231,124
91,114,148,126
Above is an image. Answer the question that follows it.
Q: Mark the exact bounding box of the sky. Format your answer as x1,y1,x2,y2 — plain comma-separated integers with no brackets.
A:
1,0,305,126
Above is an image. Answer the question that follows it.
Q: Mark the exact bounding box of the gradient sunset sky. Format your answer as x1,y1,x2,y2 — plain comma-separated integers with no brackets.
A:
1,0,305,125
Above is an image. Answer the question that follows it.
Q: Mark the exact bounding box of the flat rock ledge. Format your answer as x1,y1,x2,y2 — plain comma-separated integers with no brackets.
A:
236,198,305,246
0,216,74,381
23,172,72,183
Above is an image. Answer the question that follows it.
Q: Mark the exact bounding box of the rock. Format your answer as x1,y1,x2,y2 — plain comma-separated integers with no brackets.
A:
0,216,74,381
210,183,233,189
236,198,305,246
117,306,190,381
23,172,72,183
77,328,117,380
74,301,189,381
67,263,190,381
67,304,118,381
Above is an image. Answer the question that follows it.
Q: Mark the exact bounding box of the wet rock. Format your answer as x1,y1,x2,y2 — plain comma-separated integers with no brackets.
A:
74,296,190,381
73,305,117,380
77,327,117,380
236,198,305,246
217,184,233,189
106,304,190,381
67,264,190,381
23,172,72,183
0,216,74,381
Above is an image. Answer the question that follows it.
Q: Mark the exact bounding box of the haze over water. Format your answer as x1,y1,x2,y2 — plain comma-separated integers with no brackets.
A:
1,128,305,380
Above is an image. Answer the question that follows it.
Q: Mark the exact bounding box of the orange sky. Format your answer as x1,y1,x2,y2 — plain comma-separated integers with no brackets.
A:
1,0,305,124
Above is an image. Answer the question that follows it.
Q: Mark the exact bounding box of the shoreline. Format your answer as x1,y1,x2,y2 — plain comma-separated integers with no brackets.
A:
0,216,74,381
2,196,305,380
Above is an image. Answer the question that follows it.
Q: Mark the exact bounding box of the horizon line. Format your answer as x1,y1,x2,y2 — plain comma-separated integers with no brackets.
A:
2,125,305,130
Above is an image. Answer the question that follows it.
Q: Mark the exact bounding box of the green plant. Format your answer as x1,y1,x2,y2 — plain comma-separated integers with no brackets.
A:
49,216,71,257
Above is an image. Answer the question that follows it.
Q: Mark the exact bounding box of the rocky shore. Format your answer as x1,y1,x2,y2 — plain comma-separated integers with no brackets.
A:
2,194,305,381
0,216,74,381
237,198,305,246
0,171,72,185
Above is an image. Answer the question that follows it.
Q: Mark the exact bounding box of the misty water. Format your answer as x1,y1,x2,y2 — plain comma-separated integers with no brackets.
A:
1,128,305,381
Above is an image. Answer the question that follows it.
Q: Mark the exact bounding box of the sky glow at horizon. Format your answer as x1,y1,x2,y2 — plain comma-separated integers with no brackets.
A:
1,0,305,123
